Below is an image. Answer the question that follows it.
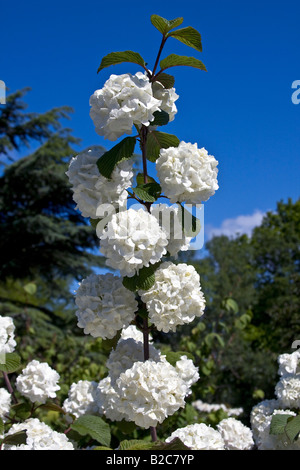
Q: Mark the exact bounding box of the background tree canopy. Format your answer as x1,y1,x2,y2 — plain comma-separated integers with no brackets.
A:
0,88,299,436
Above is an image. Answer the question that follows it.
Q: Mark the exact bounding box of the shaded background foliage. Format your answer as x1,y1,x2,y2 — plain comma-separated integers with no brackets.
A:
0,89,299,438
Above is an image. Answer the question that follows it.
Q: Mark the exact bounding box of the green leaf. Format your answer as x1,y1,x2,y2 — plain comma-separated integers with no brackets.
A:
150,110,169,127
204,333,225,349
270,414,292,435
97,51,146,73
23,282,37,295
0,353,21,373
97,137,136,179
146,130,180,162
116,420,137,435
136,173,157,186
11,402,32,420
71,415,111,447
153,73,175,89
93,446,113,450
90,218,102,229
150,15,183,35
168,26,202,52
285,415,300,442
160,54,207,72
39,403,66,414
223,298,239,314
3,431,27,446
132,182,162,202
123,264,159,292
0,417,4,437
119,439,154,450
101,329,122,353
153,437,191,450
166,350,194,366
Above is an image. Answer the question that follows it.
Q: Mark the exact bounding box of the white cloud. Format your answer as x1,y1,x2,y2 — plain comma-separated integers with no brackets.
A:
206,210,265,240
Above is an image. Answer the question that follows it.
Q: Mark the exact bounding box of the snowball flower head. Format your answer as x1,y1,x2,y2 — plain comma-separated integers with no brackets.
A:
277,350,300,377
151,204,192,258
66,146,133,219
99,208,168,277
0,315,16,354
90,72,162,141
106,337,163,385
166,423,225,450
75,273,138,339
275,375,300,409
63,380,99,419
175,355,199,392
152,80,179,122
0,388,11,423
156,141,219,204
96,376,127,422
120,325,144,342
217,418,254,450
250,399,280,445
3,418,74,450
139,262,205,333
116,360,187,428
16,360,60,404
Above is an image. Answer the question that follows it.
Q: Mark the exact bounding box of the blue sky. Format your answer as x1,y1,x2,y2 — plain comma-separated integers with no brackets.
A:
1,0,300,240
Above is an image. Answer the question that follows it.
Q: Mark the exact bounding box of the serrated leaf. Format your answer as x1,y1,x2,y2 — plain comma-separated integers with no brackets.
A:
97,51,146,73
71,415,111,447
168,26,202,52
160,54,207,72
153,73,175,89
153,437,191,450
150,110,169,126
119,439,154,450
150,15,183,35
146,130,180,162
0,353,21,373
132,182,162,202
123,264,159,292
270,414,292,435
3,431,27,446
97,137,136,179
285,415,300,442
23,282,37,295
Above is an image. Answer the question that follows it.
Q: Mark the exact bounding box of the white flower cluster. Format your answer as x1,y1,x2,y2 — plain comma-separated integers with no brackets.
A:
90,72,162,141
156,141,219,204
16,360,60,404
0,315,16,354
150,204,191,258
250,350,300,450
275,350,300,409
62,380,99,419
96,376,128,422
0,388,11,423
99,208,168,277
217,418,254,450
66,147,134,218
116,360,187,428
3,418,74,450
151,80,179,122
192,399,244,417
166,423,225,450
75,273,138,339
139,262,205,333
106,337,162,385
175,355,199,392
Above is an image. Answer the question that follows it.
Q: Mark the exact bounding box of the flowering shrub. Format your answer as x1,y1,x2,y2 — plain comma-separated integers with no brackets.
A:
1,13,297,452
